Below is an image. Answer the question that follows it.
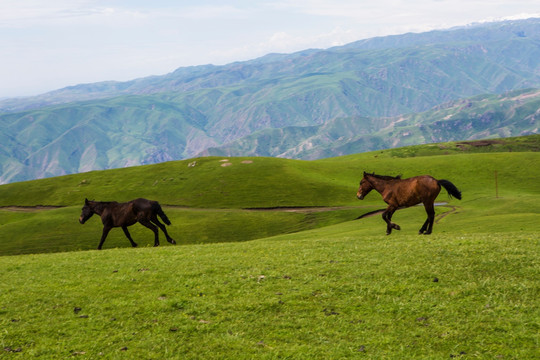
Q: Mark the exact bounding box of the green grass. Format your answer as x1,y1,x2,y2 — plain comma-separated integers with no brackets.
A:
0,206,363,255
0,138,538,358
1,135,538,208
1,228,538,358
0,136,539,255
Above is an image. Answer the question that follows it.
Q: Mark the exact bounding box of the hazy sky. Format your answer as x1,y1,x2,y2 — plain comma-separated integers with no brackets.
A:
1,0,539,98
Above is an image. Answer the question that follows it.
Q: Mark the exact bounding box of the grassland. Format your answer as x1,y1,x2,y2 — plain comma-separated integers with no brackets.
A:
0,228,538,358
0,136,538,358
0,136,539,256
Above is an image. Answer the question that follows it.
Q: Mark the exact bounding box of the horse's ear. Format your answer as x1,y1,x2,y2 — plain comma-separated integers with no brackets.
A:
85,198,89,205
363,171,367,176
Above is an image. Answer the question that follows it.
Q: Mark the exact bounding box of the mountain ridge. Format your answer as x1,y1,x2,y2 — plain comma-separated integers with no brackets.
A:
2,17,539,113
1,18,540,184
200,89,540,159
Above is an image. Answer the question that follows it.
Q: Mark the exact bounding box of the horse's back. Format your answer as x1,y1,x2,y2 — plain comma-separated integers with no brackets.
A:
130,198,166,218
414,175,443,199
412,175,436,182
130,198,155,209
396,175,437,188
416,175,439,186
390,175,440,206
409,175,439,189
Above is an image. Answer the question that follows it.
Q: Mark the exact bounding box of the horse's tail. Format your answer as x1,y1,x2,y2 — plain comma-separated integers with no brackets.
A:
153,202,172,225
438,179,462,200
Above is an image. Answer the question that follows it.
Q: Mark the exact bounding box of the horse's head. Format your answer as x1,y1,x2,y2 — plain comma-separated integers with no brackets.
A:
357,172,374,200
79,198,94,224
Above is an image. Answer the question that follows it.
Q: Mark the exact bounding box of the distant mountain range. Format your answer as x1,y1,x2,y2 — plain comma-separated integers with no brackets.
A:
201,89,540,159
1,18,540,184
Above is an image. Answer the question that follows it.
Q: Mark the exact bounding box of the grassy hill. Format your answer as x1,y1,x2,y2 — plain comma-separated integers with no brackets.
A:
0,135,538,256
0,139,538,358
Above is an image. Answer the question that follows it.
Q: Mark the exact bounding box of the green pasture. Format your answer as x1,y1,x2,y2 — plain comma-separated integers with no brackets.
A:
1,135,538,209
0,206,363,256
0,140,539,255
0,226,538,358
0,136,538,358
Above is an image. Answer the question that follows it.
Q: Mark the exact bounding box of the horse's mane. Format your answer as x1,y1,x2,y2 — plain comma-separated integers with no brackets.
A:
366,173,402,180
89,200,118,205
87,200,119,210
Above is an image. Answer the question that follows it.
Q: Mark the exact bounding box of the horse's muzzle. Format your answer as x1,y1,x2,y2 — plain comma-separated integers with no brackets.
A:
79,217,85,224
357,193,364,200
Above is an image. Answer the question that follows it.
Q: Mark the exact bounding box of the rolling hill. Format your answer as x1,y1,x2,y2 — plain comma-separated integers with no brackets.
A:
1,18,540,184
0,138,538,358
0,135,538,256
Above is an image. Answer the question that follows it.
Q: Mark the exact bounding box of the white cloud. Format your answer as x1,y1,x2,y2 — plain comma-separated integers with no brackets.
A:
262,26,356,51
268,0,540,29
0,0,89,26
176,5,250,20
1,0,540,97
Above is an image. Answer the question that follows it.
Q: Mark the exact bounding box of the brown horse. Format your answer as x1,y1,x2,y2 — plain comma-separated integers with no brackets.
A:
79,198,176,250
357,172,461,235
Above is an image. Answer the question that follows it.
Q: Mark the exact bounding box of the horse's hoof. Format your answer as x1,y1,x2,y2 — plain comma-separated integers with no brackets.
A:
132,243,138,248
169,239,176,245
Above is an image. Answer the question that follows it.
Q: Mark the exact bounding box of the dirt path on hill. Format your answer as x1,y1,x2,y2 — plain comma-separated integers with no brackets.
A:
0,205,362,214
355,203,458,222
434,205,459,223
0,206,63,212
241,206,360,213
164,205,365,214
0,204,458,219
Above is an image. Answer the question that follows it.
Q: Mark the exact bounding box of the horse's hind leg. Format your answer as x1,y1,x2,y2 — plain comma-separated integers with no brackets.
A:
122,226,138,247
139,220,160,246
422,203,436,235
151,216,176,245
419,219,429,234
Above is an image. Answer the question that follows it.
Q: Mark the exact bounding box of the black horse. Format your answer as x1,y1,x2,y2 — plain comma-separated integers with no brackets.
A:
357,172,462,235
79,198,176,250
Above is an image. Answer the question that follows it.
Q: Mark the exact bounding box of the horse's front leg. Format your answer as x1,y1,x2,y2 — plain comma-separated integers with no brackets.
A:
122,226,138,247
382,211,392,235
382,207,400,235
98,226,112,250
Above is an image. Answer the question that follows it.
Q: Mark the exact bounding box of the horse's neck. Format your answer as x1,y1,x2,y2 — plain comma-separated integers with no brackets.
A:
90,202,108,215
368,177,392,194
